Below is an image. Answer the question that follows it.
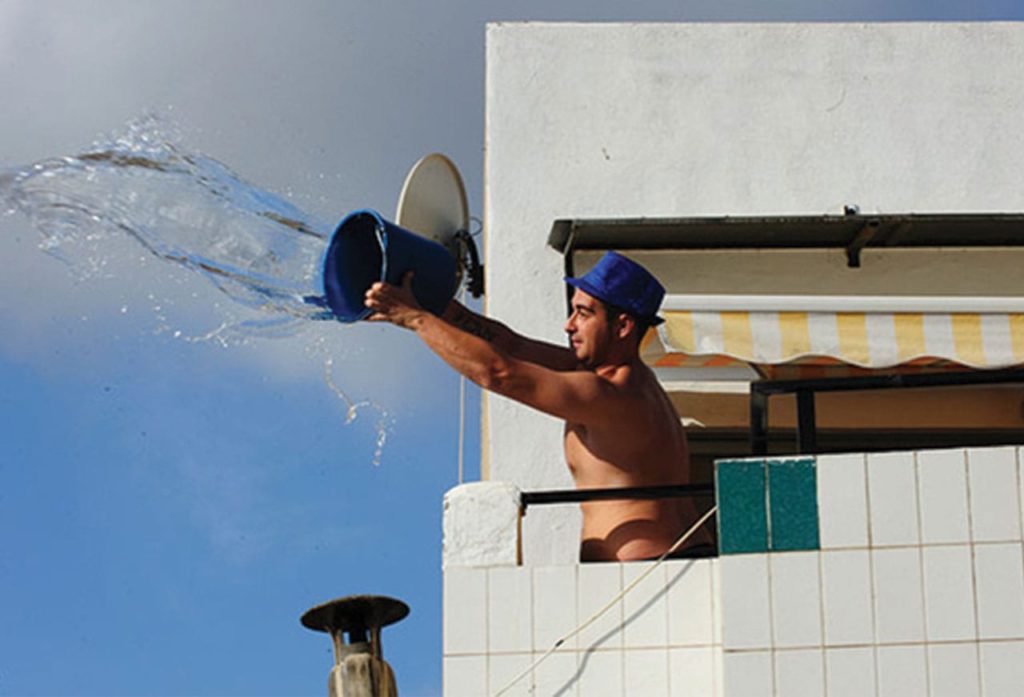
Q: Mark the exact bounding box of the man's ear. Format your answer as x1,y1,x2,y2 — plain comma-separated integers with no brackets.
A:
616,313,636,340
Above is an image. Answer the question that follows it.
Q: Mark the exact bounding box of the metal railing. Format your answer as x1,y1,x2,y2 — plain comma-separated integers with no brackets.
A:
520,483,714,510
749,367,1024,456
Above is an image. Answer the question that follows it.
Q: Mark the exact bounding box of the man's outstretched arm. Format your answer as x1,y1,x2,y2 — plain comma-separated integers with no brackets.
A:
442,300,577,371
365,274,634,427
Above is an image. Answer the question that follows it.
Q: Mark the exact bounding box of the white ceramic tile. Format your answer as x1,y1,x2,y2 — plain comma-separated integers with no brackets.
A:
444,567,488,655
872,547,925,643
576,648,623,697
532,651,578,697
713,646,723,697
922,545,977,641
867,451,920,546
712,559,722,645
1020,446,1024,538
917,448,970,544
774,648,824,697
623,562,669,648
769,551,822,648
720,555,772,650
444,654,487,697
669,646,715,697
876,644,927,697
624,648,670,697
821,549,874,646
666,559,714,646
533,565,578,652
927,643,980,697
973,542,1024,639
721,650,773,697
489,566,533,653
577,562,623,651
816,453,869,549
825,647,876,697
488,653,534,697
979,640,1024,697
968,447,1022,542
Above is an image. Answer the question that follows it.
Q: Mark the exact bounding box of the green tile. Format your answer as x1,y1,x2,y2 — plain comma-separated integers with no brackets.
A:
768,458,820,551
715,460,768,554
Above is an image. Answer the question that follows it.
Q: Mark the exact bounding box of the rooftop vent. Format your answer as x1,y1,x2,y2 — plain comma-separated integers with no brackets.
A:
301,594,409,697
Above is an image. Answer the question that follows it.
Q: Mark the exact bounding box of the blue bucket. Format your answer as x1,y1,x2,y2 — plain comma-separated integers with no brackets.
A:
321,209,458,322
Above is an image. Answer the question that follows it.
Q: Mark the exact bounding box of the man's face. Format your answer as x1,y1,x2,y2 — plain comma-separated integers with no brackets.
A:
564,288,613,367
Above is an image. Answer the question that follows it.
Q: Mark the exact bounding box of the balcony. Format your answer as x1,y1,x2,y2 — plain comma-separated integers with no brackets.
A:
442,446,1024,696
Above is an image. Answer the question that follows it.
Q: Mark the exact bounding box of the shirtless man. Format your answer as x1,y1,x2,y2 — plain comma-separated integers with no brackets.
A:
365,251,711,561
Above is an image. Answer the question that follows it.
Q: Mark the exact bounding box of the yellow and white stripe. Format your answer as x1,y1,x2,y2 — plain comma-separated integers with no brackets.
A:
647,310,1024,369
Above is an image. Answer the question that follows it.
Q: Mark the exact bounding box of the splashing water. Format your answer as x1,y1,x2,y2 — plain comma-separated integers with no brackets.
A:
0,114,394,462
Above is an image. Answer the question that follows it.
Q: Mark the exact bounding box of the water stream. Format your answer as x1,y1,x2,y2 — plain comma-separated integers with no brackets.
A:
0,114,392,463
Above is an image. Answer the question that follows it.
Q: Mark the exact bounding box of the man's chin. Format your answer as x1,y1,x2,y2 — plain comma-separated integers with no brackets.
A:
576,353,596,368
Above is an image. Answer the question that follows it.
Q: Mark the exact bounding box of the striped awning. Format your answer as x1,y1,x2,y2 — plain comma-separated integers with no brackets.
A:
643,309,1024,374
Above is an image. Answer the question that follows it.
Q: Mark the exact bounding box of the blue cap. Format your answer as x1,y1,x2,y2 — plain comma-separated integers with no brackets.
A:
565,251,665,325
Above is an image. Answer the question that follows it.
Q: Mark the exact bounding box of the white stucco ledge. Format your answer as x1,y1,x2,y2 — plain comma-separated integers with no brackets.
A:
442,482,521,568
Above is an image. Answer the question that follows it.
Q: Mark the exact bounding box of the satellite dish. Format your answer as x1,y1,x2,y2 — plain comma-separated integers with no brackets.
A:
396,154,468,252
395,153,482,297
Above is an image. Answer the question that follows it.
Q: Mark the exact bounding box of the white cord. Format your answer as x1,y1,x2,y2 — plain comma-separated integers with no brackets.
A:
456,286,467,484
492,505,719,697
457,372,466,485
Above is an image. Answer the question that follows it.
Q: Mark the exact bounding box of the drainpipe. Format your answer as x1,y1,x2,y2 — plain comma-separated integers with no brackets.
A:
301,594,409,697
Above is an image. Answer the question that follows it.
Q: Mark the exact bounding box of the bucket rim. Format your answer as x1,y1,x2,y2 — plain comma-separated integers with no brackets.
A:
320,208,388,322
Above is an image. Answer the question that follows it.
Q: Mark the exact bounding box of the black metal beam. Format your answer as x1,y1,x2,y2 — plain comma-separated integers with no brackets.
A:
547,213,1024,254
748,368,1024,456
520,483,714,510
795,390,817,454
750,390,769,456
562,223,577,318
844,218,881,268
752,368,1024,397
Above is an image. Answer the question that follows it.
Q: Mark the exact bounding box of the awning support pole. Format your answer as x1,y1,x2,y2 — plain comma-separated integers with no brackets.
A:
845,218,881,268
562,224,578,318
795,390,817,454
750,388,769,456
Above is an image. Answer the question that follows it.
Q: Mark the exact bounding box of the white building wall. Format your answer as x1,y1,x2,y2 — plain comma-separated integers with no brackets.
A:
484,22,1024,565
442,447,1024,696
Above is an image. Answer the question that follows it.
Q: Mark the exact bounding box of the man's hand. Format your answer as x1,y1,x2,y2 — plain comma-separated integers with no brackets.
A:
364,271,426,329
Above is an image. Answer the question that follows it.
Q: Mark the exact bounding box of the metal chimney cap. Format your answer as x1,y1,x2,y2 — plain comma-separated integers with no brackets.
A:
300,594,410,634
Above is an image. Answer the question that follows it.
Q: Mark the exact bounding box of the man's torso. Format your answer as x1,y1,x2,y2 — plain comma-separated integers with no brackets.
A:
564,363,710,561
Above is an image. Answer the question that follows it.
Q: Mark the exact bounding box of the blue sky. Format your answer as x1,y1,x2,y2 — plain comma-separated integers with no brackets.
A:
2,2,1023,695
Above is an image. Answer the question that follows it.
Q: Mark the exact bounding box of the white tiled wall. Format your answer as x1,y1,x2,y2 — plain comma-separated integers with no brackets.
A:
867,451,920,546
720,554,771,650
443,447,1024,696
712,446,1024,697
917,449,969,544
927,643,980,697
816,453,869,549
769,552,821,648
443,558,721,697
825,646,876,697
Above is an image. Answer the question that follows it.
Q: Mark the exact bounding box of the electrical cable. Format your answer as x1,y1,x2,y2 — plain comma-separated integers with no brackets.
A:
457,285,466,484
